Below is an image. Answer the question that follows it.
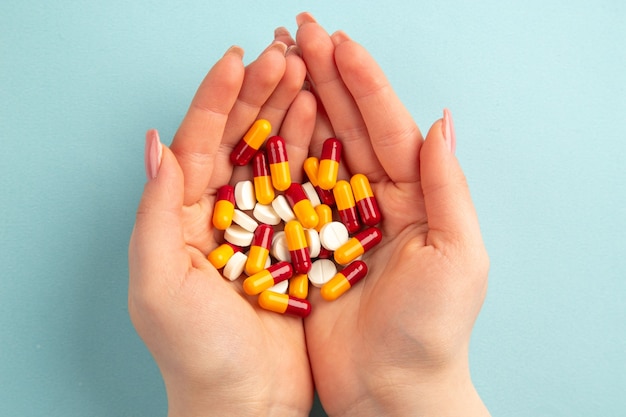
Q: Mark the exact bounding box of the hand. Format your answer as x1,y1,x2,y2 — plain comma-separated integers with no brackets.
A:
292,13,491,416
128,40,316,416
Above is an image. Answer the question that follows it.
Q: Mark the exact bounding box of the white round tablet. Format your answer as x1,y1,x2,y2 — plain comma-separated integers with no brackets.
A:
272,195,296,223
271,231,291,262
304,228,321,259
253,203,282,225
308,259,337,288
302,182,321,207
319,221,350,251
232,209,258,232
224,224,254,247
268,279,288,294
235,180,256,211
223,251,247,281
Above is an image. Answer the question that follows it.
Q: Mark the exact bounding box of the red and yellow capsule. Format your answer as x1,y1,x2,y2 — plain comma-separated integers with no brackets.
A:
303,156,335,206
243,261,293,295
321,260,368,301
212,185,235,230
288,273,309,299
266,135,292,191
230,119,272,166
252,151,275,205
284,220,312,274
258,291,311,318
314,204,333,233
334,227,382,265
285,183,319,229
332,180,360,234
207,242,242,269
350,174,382,226
318,138,342,190
245,224,274,276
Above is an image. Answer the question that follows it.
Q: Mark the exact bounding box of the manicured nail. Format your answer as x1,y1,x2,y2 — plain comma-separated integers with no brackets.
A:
330,30,351,46
296,12,317,27
145,129,163,180
224,45,244,59
442,108,456,154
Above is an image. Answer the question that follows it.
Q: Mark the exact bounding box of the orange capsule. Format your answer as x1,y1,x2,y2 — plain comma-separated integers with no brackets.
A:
212,185,235,230
258,291,311,318
334,227,382,265
285,183,319,229
267,135,292,191
230,119,272,166
303,157,335,206
314,204,333,233
288,273,309,299
318,138,342,190
243,261,293,295
284,220,312,274
207,243,242,269
245,224,274,276
350,174,382,226
252,151,275,205
321,261,368,301
332,180,360,234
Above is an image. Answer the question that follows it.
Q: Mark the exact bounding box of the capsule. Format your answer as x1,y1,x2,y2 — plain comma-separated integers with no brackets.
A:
243,261,293,295
258,291,311,318
321,261,368,301
252,151,275,205
288,273,309,299
334,227,382,265
303,157,335,206
314,204,333,233
266,135,291,191
284,220,312,274
207,243,242,269
285,183,319,229
332,180,360,234
230,119,272,166
212,185,235,230
245,224,274,276
318,138,342,190
350,174,382,226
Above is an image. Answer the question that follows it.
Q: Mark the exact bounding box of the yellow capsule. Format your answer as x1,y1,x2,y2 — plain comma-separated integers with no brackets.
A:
244,225,273,276
212,185,235,230
258,291,311,317
321,261,368,301
230,119,272,166
243,261,293,295
288,273,309,299
318,138,342,190
267,136,292,191
253,152,275,205
314,204,333,232
285,183,319,229
303,157,321,187
207,243,240,269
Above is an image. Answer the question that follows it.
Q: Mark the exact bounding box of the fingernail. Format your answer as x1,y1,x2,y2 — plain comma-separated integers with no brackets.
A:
263,40,287,55
285,44,302,57
330,30,351,46
274,26,291,39
296,12,317,27
442,108,456,154
145,129,163,180
224,45,244,59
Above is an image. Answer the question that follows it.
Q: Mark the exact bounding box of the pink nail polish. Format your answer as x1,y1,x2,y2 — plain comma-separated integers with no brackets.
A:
442,108,456,154
145,129,163,180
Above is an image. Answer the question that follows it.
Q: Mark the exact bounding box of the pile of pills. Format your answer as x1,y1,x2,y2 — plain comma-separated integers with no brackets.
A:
208,119,382,317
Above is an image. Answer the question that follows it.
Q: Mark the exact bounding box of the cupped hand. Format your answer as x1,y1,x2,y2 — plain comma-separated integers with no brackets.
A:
128,40,316,417
294,13,490,416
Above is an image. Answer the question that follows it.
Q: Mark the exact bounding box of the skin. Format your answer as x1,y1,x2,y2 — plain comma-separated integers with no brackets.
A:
129,13,490,417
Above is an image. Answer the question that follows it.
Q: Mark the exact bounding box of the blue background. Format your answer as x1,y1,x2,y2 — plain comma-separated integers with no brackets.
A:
1,0,624,416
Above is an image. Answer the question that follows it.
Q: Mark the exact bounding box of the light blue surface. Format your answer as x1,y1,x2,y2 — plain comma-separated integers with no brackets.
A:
1,1,625,416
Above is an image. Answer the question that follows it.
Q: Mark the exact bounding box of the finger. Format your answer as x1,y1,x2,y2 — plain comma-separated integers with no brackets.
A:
420,110,483,249
170,47,245,206
295,12,384,178
274,26,296,47
332,31,424,184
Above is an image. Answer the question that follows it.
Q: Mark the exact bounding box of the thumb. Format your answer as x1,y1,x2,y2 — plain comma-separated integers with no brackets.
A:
420,109,483,249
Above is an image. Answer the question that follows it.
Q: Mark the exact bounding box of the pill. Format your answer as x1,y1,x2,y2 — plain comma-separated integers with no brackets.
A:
333,180,360,234
235,180,256,211
314,204,333,233
318,138,342,190
212,185,235,230
334,227,382,265
232,209,258,232
317,247,333,259
284,220,312,274
350,174,382,226
271,231,291,262
285,183,319,229
321,260,368,301
266,135,292,191
223,251,247,281
207,242,242,269
304,228,321,259
252,203,281,225
308,259,337,288
224,224,255,247
319,221,350,251
245,224,274,276
268,279,289,294
243,261,293,295
258,291,312,318
272,195,296,223
230,119,272,166
252,151,275,205
303,157,335,206
302,182,321,207
288,273,309,299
